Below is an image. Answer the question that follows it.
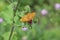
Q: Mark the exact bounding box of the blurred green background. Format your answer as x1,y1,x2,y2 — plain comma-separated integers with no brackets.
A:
0,0,60,40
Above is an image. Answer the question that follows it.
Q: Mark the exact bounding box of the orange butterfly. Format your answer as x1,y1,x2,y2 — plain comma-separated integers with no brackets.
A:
20,12,35,22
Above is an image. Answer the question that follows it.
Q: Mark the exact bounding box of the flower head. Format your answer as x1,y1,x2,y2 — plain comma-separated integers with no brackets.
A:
20,12,35,22
41,9,48,15
55,3,60,10
22,27,28,31
0,18,3,23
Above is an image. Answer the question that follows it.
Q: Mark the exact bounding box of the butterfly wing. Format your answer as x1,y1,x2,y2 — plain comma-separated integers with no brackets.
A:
20,12,35,22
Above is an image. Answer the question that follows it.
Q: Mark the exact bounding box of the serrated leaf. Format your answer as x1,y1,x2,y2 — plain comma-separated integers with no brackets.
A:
1,4,13,24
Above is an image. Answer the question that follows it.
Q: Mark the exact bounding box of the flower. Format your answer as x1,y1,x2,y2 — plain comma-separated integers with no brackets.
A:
41,9,48,15
0,18,3,23
55,3,60,10
20,12,35,22
22,27,28,31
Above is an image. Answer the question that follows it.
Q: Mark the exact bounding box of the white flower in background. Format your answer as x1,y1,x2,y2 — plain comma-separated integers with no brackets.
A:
22,27,28,31
41,9,48,15
55,3,60,10
0,18,3,23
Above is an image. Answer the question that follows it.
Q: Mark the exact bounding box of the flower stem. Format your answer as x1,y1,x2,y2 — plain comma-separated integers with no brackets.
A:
8,0,20,40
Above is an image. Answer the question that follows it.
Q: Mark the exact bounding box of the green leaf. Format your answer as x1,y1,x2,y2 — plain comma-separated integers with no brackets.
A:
3,32,17,40
1,4,13,24
24,5,31,12
3,32,10,40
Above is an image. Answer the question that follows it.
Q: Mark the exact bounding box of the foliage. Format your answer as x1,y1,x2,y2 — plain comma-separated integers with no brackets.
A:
0,0,60,40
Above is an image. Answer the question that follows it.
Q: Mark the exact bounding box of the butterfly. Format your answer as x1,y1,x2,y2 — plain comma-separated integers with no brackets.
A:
20,12,35,22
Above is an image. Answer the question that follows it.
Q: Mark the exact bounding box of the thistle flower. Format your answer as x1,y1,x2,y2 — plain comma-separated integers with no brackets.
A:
0,18,3,23
22,27,28,31
41,9,48,15
55,3,60,10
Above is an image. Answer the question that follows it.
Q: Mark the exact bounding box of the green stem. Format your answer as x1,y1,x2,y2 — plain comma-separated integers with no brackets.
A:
8,0,20,40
